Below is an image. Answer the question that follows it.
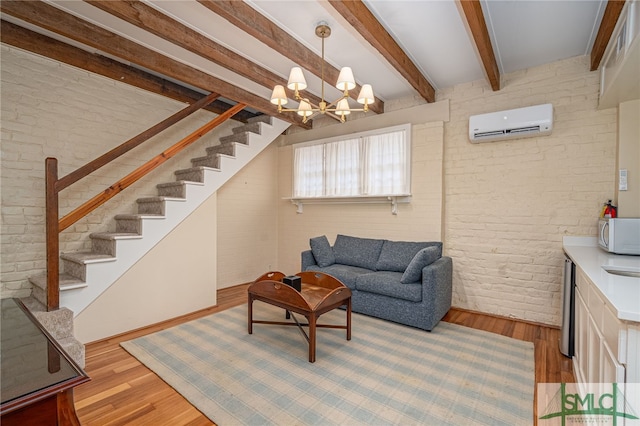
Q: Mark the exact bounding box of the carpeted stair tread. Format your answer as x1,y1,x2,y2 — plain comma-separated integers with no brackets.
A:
21,295,47,312
219,132,250,144
247,114,272,124
20,296,84,369
190,154,221,168
28,304,74,339
58,336,86,369
206,143,236,156
156,181,204,189
156,181,203,198
156,180,204,188
174,165,221,178
191,154,212,161
191,152,237,167
90,232,142,256
115,213,164,218
60,251,115,264
114,213,164,220
173,165,220,173
29,273,85,290
90,232,141,240
232,122,262,134
137,196,186,203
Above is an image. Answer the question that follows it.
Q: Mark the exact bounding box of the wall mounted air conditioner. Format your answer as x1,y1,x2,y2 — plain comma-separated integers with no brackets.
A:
468,103,553,143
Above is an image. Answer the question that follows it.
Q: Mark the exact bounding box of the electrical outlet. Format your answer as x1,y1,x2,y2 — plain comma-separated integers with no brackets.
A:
619,169,628,191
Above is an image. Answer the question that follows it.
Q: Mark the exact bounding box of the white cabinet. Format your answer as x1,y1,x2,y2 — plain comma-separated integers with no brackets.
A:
573,266,631,386
602,338,626,384
574,289,588,383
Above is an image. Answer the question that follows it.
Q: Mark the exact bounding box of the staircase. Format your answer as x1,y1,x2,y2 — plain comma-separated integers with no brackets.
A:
24,115,290,367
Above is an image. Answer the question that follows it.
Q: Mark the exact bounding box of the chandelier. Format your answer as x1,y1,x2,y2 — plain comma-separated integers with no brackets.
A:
270,23,375,123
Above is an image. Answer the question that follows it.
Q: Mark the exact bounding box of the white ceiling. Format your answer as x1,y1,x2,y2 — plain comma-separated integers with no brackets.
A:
4,0,608,109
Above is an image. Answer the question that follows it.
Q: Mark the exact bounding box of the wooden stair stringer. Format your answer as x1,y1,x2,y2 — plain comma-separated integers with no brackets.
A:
59,117,290,317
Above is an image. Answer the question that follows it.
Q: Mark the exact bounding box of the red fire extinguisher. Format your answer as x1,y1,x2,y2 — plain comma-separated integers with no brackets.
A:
602,200,617,218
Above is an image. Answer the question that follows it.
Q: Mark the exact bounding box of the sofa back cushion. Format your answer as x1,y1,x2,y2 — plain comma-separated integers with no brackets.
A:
401,246,442,283
333,234,384,270
375,241,441,272
309,235,335,267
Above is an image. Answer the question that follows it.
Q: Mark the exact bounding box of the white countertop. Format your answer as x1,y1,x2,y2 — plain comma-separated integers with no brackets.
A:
563,237,640,323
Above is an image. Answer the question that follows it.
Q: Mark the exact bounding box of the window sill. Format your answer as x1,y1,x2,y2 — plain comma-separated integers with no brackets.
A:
285,195,411,215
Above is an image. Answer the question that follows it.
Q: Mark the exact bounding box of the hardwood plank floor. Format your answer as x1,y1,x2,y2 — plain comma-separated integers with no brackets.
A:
74,284,574,425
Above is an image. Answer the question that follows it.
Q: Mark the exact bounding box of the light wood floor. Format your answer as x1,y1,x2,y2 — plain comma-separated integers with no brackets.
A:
74,284,574,425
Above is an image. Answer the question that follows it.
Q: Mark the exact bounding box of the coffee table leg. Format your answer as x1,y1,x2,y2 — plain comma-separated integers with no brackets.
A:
248,295,253,335
309,314,316,363
346,298,352,341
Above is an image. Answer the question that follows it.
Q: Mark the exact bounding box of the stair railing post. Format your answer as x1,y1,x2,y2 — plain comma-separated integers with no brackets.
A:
45,157,60,311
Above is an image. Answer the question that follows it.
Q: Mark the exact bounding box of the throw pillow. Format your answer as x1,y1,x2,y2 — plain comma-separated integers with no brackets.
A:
310,235,335,267
333,234,384,270
375,240,433,272
401,246,441,283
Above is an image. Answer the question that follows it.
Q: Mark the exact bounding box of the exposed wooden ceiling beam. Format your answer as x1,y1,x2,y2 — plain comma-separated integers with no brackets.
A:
85,0,324,110
590,0,627,71
196,0,384,115
0,20,257,122
0,0,308,128
328,0,436,103
457,0,501,91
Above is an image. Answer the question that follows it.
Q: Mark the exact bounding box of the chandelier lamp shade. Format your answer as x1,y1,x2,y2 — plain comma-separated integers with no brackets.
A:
270,23,375,123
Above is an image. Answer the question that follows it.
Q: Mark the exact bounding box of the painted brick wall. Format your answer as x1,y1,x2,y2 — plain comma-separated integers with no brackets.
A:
438,56,617,325
1,45,234,298
216,143,280,288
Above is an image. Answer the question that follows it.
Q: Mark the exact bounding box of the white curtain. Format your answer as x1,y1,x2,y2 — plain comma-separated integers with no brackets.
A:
293,144,324,197
324,138,360,196
362,130,409,195
293,128,409,198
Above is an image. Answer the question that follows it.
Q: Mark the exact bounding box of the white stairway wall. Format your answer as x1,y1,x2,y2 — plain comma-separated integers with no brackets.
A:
74,192,218,344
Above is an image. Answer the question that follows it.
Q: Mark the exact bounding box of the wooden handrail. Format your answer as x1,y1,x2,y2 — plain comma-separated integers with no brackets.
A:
59,102,247,231
44,94,243,311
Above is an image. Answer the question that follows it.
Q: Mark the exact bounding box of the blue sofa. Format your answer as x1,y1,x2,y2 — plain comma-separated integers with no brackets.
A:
301,234,452,331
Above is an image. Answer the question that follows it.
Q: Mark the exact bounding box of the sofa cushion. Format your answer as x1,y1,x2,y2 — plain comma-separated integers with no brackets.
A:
356,271,422,302
332,234,385,271
401,246,441,283
309,235,335,267
304,264,372,290
375,240,435,272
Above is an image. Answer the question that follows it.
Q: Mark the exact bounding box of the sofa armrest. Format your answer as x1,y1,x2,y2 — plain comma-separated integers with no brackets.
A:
421,256,453,321
301,249,318,271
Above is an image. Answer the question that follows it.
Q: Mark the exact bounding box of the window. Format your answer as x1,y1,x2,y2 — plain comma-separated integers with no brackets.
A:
292,125,411,198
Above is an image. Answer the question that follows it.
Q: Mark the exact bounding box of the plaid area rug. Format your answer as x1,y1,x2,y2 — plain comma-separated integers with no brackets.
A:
121,303,534,425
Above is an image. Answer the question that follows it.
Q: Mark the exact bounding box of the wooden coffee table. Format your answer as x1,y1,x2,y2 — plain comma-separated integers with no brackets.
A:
247,271,352,363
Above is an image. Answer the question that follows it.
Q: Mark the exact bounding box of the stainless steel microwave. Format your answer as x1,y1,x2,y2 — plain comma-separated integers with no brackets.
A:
598,218,640,255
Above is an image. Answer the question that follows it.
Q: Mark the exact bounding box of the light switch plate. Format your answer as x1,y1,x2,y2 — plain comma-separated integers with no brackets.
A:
619,169,628,191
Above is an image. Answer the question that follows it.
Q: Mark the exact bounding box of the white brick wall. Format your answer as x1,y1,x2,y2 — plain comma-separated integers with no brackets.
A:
1,45,235,298
216,144,280,288
439,56,617,325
